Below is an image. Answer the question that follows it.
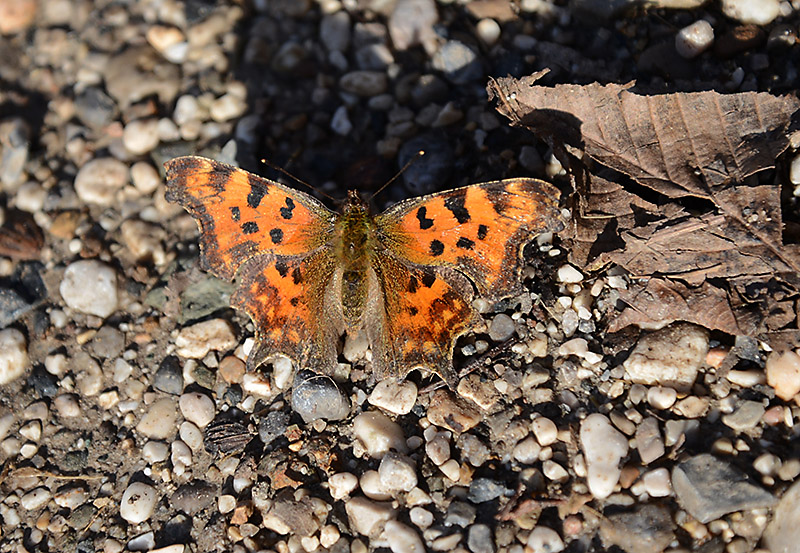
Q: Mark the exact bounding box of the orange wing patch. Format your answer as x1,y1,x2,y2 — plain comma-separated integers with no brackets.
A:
376,178,562,300
165,156,335,280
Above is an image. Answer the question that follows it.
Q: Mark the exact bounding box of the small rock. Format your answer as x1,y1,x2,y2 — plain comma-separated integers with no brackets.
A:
87,326,125,359
488,313,516,342
445,501,476,527
330,105,352,136
766,349,800,401
763,478,800,553
476,18,501,47
636,417,665,464
623,322,709,393
136,398,178,440
672,453,777,523
0,0,37,34
431,40,483,85
258,410,289,446
532,417,558,446
557,264,583,283
120,482,158,524
320,11,351,52
721,400,765,432
120,219,166,264
130,162,161,195
60,260,118,318
642,468,672,497
646,386,677,410
53,394,81,418
210,92,247,122
345,496,396,537
142,441,169,463
339,71,388,96
0,118,29,187
152,357,183,395
368,378,417,415
388,0,438,51
174,319,237,359
427,389,482,433
179,392,215,428
171,480,215,516
527,526,564,553
146,25,186,62
353,411,408,458
468,478,508,503
73,158,129,207
291,370,350,423
580,413,628,499
0,328,29,385
20,487,51,511
599,503,675,553
329,472,359,500
675,20,714,59
123,119,160,155
384,520,424,553
721,0,780,25
378,452,417,493
468,523,495,553
74,87,117,129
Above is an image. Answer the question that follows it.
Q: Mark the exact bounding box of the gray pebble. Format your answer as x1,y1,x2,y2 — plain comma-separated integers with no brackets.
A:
258,411,290,446
398,133,454,196
468,523,495,553
0,117,29,187
291,370,350,423
721,400,765,432
468,478,508,503
126,531,155,551
431,41,483,85
672,454,776,523
339,70,388,96
488,314,516,342
599,503,675,553
320,11,351,52
444,501,476,527
74,87,117,129
88,326,125,359
152,356,184,395
171,481,215,516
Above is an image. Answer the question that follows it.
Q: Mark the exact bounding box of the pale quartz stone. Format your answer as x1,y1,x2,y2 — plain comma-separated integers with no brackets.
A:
175,319,236,359
345,496,396,537
178,392,215,427
320,524,340,547
218,495,236,514
142,441,169,463
543,460,569,483
378,452,417,492
642,468,672,497
136,398,178,440
383,520,425,553
0,328,29,385
409,506,433,529
120,482,158,524
527,526,565,552
766,350,800,401
532,417,558,446
647,386,678,409
368,379,418,415
352,411,408,458
360,470,392,501
439,459,461,481
675,20,714,58
513,437,541,464
580,414,628,499
20,487,51,510
557,264,583,283
329,472,359,500
425,433,450,465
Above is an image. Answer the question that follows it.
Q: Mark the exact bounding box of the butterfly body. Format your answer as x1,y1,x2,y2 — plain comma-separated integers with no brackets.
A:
165,156,562,388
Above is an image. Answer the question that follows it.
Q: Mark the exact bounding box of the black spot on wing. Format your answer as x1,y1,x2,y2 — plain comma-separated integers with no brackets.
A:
230,206,241,221
407,275,419,294
456,237,475,250
421,271,436,288
444,191,470,224
477,224,488,240
242,221,259,234
269,228,284,244
429,239,444,257
416,207,434,230
280,197,296,220
291,267,303,285
486,187,508,215
275,260,289,277
247,175,268,208
408,306,418,316
290,297,299,306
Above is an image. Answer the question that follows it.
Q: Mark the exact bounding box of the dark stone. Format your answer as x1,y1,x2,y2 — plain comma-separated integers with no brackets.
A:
68,504,97,530
444,501,477,527
28,365,58,398
397,133,454,197
87,326,125,359
171,480,216,515
74,87,117,129
258,411,290,446
153,356,184,395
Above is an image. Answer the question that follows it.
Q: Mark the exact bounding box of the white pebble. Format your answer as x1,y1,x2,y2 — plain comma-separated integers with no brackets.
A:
360,470,392,501
54,486,89,509
532,417,558,446
20,487,51,511
171,440,192,474
753,453,781,476
642,468,672,497
241,373,272,397
721,0,780,25
513,436,541,464
53,394,81,418
330,105,353,136
790,153,800,187
123,118,160,155
345,496,397,537
766,349,800,401
73,158,129,206
136,398,178,440
439,459,461,481
384,520,425,553
527,526,565,552
675,20,714,59
271,355,294,390
14,182,46,213
175,319,237,359
543,460,568,483
409,506,433,529
476,18,501,46
726,370,765,388
425,433,450,466
130,161,161,195
320,524,340,547
369,379,418,415
178,392,215,427
0,328,29,385
329,472,359,500
353,411,408,458
622,323,708,393
218,494,236,514
179,421,203,451
142,441,169,463
19,420,41,441
210,93,247,122
0,413,14,440
120,482,158,524
60,260,118,318
378,452,417,493
647,386,677,410
45,353,67,376
580,414,628,499
557,264,583,283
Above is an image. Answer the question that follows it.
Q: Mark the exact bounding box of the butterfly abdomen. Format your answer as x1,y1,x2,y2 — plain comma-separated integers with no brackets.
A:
334,195,377,329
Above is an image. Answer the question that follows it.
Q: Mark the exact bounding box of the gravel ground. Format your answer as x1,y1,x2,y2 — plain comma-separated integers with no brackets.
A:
1,1,799,553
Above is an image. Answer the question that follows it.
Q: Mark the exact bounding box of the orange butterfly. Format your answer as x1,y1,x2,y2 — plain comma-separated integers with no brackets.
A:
165,156,562,388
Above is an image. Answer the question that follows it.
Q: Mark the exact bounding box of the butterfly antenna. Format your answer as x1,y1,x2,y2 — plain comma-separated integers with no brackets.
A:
368,150,425,201
260,158,336,202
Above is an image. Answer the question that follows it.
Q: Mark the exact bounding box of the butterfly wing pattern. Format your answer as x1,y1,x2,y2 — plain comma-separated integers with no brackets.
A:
372,179,563,385
166,156,563,388
164,156,340,373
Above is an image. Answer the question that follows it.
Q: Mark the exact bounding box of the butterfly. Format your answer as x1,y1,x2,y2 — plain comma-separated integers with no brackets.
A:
164,156,562,388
